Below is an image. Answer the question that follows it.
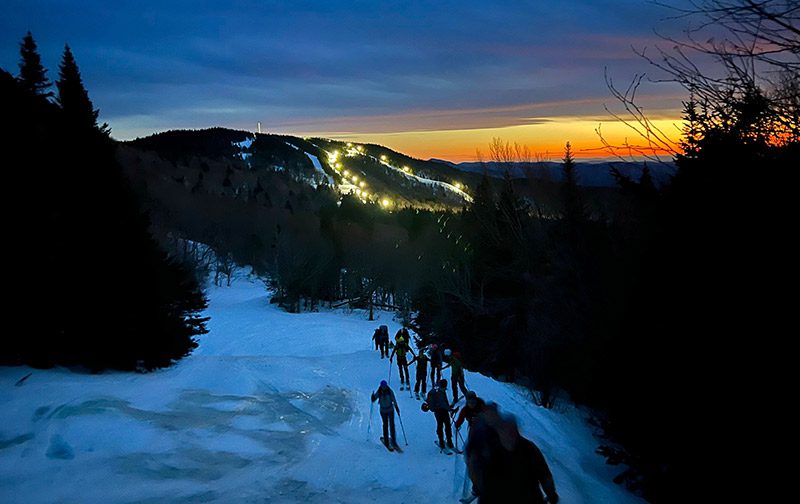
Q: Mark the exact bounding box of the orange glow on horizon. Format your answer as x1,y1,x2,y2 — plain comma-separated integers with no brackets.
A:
291,115,683,162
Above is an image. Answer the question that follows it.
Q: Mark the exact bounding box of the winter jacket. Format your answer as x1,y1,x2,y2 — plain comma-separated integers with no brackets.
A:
412,353,429,376
450,356,464,378
430,348,443,367
455,398,486,429
391,338,413,360
425,386,450,412
372,386,398,414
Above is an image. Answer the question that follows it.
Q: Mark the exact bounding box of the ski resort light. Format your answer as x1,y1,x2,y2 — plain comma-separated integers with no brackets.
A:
359,181,365,188
347,142,353,147
336,163,343,169
381,198,391,207
356,189,362,195
380,155,387,161
454,182,463,190
352,175,358,182
356,146,364,153
343,170,349,176
402,166,410,172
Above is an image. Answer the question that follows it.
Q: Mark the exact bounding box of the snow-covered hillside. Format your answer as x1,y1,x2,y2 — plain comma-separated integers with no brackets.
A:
0,278,643,503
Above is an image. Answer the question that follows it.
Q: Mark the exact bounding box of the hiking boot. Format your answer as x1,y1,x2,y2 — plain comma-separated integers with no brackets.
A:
415,392,420,400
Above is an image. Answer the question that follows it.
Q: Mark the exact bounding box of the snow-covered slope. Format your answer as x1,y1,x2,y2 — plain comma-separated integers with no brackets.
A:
0,278,642,503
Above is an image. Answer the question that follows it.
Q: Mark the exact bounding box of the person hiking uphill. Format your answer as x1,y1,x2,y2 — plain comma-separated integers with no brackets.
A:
379,325,390,358
465,403,559,504
407,347,429,400
442,349,469,405
423,378,454,450
390,332,415,391
371,380,400,450
372,328,382,354
454,390,487,431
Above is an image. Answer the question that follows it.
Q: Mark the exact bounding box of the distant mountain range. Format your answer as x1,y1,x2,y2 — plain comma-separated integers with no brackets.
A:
431,159,676,188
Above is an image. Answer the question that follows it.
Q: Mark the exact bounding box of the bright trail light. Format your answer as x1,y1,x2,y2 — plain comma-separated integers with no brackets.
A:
381,199,391,207
359,181,365,188
347,142,353,147
380,155,387,161
343,170,349,176
352,175,358,182
402,166,410,172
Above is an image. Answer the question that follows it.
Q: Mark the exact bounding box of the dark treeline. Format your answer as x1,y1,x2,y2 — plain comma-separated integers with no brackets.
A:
0,33,207,372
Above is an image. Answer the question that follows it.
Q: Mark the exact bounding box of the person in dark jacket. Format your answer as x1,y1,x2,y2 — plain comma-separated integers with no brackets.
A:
390,334,415,390
465,404,559,504
371,380,400,449
424,378,454,449
372,328,382,355
408,348,429,400
379,325,390,359
454,390,486,431
443,349,469,405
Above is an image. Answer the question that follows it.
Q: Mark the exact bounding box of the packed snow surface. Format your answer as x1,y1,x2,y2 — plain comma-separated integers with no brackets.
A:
0,277,643,503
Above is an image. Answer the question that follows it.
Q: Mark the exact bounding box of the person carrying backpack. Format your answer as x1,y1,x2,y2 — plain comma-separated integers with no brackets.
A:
372,328,382,355
371,380,400,450
443,349,469,405
465,403,559,503
424,378,454,450
379,325,390,358
390,333,416,391
407,348,429,400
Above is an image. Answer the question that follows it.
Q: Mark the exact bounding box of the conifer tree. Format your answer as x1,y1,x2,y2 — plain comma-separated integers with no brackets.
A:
560,142,585,223
17,31,52,97
56,44,108,133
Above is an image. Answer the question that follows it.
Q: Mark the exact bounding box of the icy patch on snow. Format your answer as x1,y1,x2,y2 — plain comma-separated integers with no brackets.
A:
0,277,644,504
46,434,75,460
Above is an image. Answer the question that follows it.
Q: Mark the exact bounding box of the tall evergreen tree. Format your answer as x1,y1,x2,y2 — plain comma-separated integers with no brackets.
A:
17,31,52,97
560,142,585,223
56,44,107,133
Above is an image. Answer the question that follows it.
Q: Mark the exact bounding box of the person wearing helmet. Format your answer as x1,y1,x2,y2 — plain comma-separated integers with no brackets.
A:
390,330,416,390
444,350,469,405
407,346,429,400
424,378,454,450
371,379,400,450
455,390,486,431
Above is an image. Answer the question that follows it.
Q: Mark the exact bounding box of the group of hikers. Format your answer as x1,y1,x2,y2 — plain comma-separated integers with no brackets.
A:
370,325,560,504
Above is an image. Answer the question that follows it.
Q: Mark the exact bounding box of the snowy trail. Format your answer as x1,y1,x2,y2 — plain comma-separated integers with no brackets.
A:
0,278,643,503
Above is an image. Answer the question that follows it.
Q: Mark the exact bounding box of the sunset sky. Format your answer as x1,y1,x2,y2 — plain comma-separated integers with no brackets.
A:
2,0,691,161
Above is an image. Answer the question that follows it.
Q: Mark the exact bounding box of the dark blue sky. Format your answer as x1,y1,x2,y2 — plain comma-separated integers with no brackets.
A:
3,1,690,159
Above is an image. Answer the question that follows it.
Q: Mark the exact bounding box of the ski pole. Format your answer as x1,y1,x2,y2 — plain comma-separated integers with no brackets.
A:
396,409,409,445
367,399,374,441
388,358,393,385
